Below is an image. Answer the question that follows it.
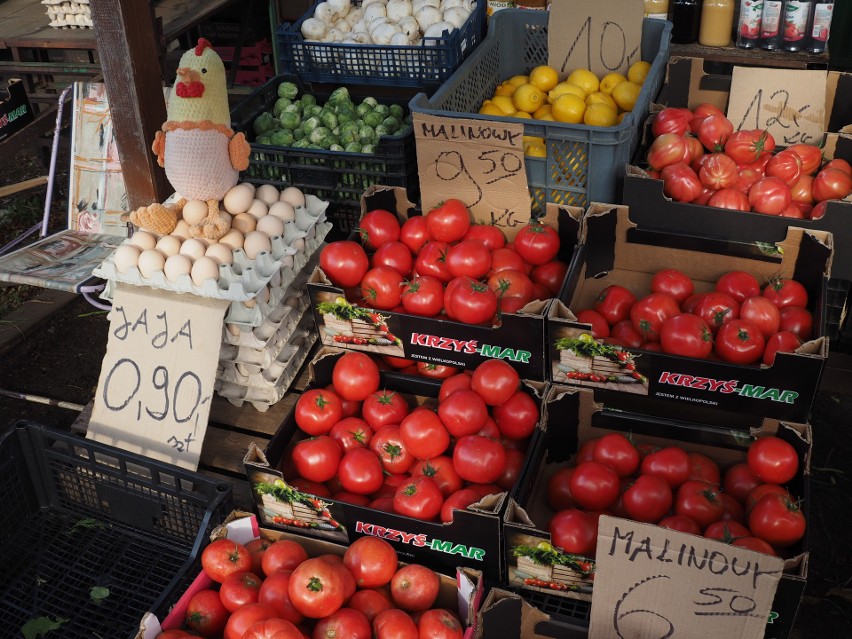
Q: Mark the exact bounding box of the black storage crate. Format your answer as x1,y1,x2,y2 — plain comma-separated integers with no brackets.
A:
231,76,419,236
0,422,232,639
826,278,851,345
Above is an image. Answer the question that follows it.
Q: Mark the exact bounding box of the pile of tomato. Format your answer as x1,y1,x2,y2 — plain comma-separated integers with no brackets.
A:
285,352,537,521
545,432,805,560
318,199,569,324
156,534,464,639
575,268,813,365
645,104,852,218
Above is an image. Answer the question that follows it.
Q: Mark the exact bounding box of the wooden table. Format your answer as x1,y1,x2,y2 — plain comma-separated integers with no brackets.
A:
670,42,830,70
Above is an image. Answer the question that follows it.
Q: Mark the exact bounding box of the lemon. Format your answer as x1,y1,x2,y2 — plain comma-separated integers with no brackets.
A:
493,82,516,98
507,74,529,88
532,104,553,119
585,91,618,110
548,81,587,103
551,93,586,123
514,111,532,119
612,81,642,112
566,68,600,95
490,95,517,115
618,111,630,124
512,83,546,113
536,113,556,121
525,142,546,158
584,103,619,127
479,102,504,116
529,65,559,92
599,72,627,95
523,135,545,147
627,60,651,84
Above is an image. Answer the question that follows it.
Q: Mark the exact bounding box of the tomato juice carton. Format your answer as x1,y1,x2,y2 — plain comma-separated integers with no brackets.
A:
305,185,583,382
548,204,831,424
503,386,810,639
137,510,484,639
243,347,548,582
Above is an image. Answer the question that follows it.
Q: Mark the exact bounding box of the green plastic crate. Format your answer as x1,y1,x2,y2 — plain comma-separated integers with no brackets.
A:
409,10,672,213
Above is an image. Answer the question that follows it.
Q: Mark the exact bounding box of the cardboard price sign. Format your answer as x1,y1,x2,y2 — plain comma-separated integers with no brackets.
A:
727,68,827,146
413,112,532,239
589,516,784,639
547,0,643,79
87,284,228,470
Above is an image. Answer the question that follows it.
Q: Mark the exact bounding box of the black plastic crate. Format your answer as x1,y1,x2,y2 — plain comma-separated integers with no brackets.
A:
826,278,850,344
0,421,232,639
231,76,420,237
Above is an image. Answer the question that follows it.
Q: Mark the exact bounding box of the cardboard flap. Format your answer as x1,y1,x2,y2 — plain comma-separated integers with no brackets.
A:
361,185,415,222
243,442,269,467
546,299,575,320
504,498,537,527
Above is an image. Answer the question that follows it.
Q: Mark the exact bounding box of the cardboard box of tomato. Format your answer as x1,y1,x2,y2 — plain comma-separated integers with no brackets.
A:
548,204,830,425
502,386,810,639
137,510,484,639
243,348,547,583
305,185,582,382
475,587,590,639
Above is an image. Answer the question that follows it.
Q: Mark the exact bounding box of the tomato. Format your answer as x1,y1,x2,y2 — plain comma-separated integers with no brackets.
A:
288,557,345,619
720,493,745,523
739,296,781,339
568,460,620,510
388,564,440,612
661,162,703,202
698,152,738,190
155,631,192,639
258,571,303,624
295,389,343,436
809,200,829,219
374,608,418,639
747,436,799,484
444,277,498,325
724,129,775,164
640,446,690,489
219,570,262,612
692,186,715,205
630,293,681,342
436,389,488,437
763,331,802,365
589,433,638,478
358,209,401,250
414,241,453,283
487,269,534,302
531,260,569,296
547,467,576,511
330,417,374,453
349,589,393,624
708,187,751,211
696,114,734,152
445,240,492,279
361,390,409,430
723,462,762,504
704,520,751,543
732,536,777,556
202,538,253,583
223,603,278,639
398,409,450,460
658,514,702,535
492,389,539,440
293,434,343,483
548,508,598,556
762,277,808,309
694,292,740,333
334,355,381,405
715,271,761,304
660,313,713,358
496,448,526,490
575,309,610,339
513,223,560,266
411,456,463,497
393,476,444,520
416,362,458,379
398,215,431,254
344,536,398,589
622,474,673,523
813,167,852,201
336,448,383,495
370,425,415,474
185,589,229,637
787,143,822,174
463,223,506,250
418,609,464,639
246,538,271,575
647,269,692,304
674,480,725,528
646,133,689,171
780,202,807,218
745,483,791,515
425,199,471,243
439,487,480,523
651,107,692,137
748,177,792,215
765,149,803,187
779,306,813,341
372,241,414,277
335,491,371,506
691,103,725,126
715,319,765,364
687,452,721,485
262,539,309,576
468,360,519,407
489,247,528,276
312,608,371,639
289,477,331,498
321,241,370,288
790,174,815,204
360,266,404,310
452,435,507,484
748,493,806,547
438,373,472,402
592,284,637,325
734,167,763,194
609,319,643,348
398,275,443,317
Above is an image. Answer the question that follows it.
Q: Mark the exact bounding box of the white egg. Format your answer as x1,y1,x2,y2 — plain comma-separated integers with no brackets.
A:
218,211,232,227
226,323,241,336
163,254,193,281
279,186,305,207
247,199,269,219
256,184,281,206
255,215,285,238
219,229,245,250
113,244,141,273
223,184,254,215
291,237,306,252
172,219,191,240
258,286,271,304
243,231,272,259
182,200,209,226
231,212,257,234
239,182,257,195
191,256,220,286
155,235,182,257
129,230,156,250
243,298,257,309
179,238,206,260
268,201,296,222
137,248,165,278
205,242,234,265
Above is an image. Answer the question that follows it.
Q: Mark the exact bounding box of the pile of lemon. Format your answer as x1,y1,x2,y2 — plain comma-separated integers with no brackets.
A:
478,61,651,158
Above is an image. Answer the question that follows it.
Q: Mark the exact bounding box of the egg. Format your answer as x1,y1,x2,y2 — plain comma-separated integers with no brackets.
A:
219,229,245,250
239,182,256,196
255,215,285,238
286,294,300,308
155,235,182,257
205,242,234,265
163,254,193,281
247,199,269,220
231,212,257,234
280,186,305,207
179,238,206,261
172,219,191,240
218,211,232,227
182,200,209,226
129,230,156,250
113,244,141,273
243,231,272,259
226,323,241,337
258,286,271,304
223,184,254,215
268,201,296,222
191,256,220,286
137,248,165,278
291,237,306,252
256,184,280,206
243,298,256,309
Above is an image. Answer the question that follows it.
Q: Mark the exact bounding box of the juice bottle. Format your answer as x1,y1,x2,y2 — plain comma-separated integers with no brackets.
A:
760,0,785,49
671,0,702,43
644,0,670,19
808,2,835,52
699,0,736,46
736,0,765,48
782,1,813,50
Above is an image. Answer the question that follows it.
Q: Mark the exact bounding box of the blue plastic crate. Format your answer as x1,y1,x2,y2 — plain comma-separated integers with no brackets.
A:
277,0,486,88
409,10,671,212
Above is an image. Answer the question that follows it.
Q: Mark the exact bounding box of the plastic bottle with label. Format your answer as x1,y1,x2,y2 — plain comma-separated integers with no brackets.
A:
736,0,765,47
807,2,835,52
644,0,670,19
671,0,702,43
487,1,515,15
782,1,814,50
699,0,736,46
760,0,785,49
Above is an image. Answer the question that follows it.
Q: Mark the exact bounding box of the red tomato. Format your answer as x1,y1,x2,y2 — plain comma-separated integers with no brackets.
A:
698,152,738,189
646,133,689,170
371,425,415,474
622,474,673,523
547,467,576,511
361,390,409,430
489,247,528,275
787,143,822,174
400,409,451,460
245,538,271,575
372,241,413,277
496,448,526,490
572,309,608,339
333,352,381,402
219,571,262,612
548,508,598,556
440,487,480,523
747,436,799,484
288,557,345,619
261,540,309,576
809,200,828,219
425,199,471,243
258,571,303,624
723,462,762,504
658,514,702,535
739,296,781,339
444,277,498,325
349,589,393,624
223,603,278,639
335,491,372,506
416,362,458,379
592,433,639,478
720,493,745,523
452,435,507,484
704,520,751,543
399,215,431,254
790,175,815,204
765,149,803,187
674,480,725,528
763,331,802,365
289,478,331,498
417,609,463,639
292,435,342,483
344,536,398,588
687,452,721,485
374,608,418,639
438,373,473,402
715,271,761,304
694,291,740,333
411,456,463,497
201,539,253,584
762,277,808,308
414,241,453,283
330,417,374,453
471,359,520,406
568,460,620,510
732,536,777,556
531,260,569,296
748,493,806,547
492,389,539,440
445,240,492,279
640,446,690,489
487,268,534,302
662,162,703,202
691,103,725,127
650,269,693,304
696,114,734,152
707,187,751,211
651,107,692,137
748,177,792,215
724,129,775,164
156,631,192,639
185,589,229,637
321,241,370,288
610,319,644,348
360,266,404,310
295,389,343,436
437,390,488,437
779,306,813,341
338,448,384,495
401,275,445,317
745,483,791,515
630,293,681,342
593,284,637,325
660,313,713,358
514,222,561,265
359,209,400,250
390,564,440,612
312,608,372,639
684,136,705,163
813,167,852,201
464,223,506,250
393,475,444,520
734,167,764,194
715,319,765,364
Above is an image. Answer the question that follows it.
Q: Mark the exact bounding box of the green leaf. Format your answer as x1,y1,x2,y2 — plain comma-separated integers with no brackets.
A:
755,241,783,256
90,586,110,604
67,518,109,534
21,617,69,639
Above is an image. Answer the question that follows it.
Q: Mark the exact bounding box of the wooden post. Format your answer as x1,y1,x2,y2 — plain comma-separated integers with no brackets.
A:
88,0,171,209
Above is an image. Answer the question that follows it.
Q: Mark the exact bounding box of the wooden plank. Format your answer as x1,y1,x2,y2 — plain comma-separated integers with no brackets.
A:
200,423,269,476
669,43,829,70
0,175,47,198
209,393,297,436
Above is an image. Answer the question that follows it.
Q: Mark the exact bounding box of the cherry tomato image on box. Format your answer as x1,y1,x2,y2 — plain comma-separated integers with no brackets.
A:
714,319,766,365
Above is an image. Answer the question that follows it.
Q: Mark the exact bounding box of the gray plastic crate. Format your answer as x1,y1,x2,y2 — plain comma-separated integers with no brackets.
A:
409,11,672,213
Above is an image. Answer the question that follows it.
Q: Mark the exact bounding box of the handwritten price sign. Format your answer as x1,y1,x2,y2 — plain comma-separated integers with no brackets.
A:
413,113,532,239
87,284,228,470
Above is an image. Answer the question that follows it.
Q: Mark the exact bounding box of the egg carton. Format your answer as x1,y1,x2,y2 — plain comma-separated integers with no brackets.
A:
221,286,312,350
94,197,330,302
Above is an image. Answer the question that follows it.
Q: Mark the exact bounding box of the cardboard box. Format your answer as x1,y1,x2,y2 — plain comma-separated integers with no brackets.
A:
138,510,483,638
306,186,582,381
503,387,810,639
548,204,831,424
244,347,547,583
0,79,34,143
476,587,590,639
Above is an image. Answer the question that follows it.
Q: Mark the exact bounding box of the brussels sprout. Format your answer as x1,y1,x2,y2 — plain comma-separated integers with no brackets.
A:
361,97,379,109
273,97,292,117
277,81,299,100
309,126,331,145
302,116,321,133
293,126,306,141
382,116,400,134
336,107,357,126
279,111,301,131
363,111,383,128
320,110,338,130
373,104,389,118
256,133,273,144
327,87,351,107
293,138,311,148
361,144,375,154
339,124,360,144
252,111,275,135
308,143,324,150
398,123,412,136
301,94,317,108
374,124,389,137
290,99,303,113
270,130,295,146
344,141,363,153
356,102,371,118
304,104,322,119
359,125,376,145
330,144,345,152
389,104,405,120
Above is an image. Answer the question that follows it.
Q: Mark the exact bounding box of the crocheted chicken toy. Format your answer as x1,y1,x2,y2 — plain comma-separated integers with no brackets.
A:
130,38,250,240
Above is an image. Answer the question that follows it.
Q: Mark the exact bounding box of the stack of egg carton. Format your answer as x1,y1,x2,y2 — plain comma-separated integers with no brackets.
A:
42,0,93,28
